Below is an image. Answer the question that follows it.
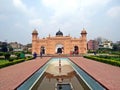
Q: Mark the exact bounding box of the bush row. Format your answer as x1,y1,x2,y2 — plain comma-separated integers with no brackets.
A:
84,55,120,67
0,59,25,68
97,55,120,60
0,56,33,68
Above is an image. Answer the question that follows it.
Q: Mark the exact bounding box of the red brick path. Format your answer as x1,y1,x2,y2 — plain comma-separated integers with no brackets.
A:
0,57,51,90
69,57,120,90
0,57,120,90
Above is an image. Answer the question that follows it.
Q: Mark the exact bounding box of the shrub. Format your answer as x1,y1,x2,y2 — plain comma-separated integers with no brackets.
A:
4,53,11,60
84,55,120,67
25,56,33,61
0,59,25,68
0,52,4,56
14,52,21,59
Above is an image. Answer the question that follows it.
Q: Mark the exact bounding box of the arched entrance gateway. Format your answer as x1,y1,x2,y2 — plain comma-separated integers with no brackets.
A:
55,44,64,54
32,28,87,55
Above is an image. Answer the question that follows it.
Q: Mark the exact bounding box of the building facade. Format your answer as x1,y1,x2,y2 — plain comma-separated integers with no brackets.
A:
87,40,99,50
32,28,87,55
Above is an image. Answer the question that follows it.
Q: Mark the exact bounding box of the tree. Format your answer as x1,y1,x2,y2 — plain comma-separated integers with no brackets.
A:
113,44,120,51
1,42,8,52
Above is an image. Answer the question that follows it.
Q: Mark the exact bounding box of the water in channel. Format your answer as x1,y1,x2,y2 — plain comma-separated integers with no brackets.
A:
33,58,86,90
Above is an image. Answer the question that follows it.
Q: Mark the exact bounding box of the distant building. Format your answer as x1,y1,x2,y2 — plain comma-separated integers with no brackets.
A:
87,40,99,50
116,41,120,45
102,40,113,49
0,41,8,52
24,43,32,52
9,42,24,51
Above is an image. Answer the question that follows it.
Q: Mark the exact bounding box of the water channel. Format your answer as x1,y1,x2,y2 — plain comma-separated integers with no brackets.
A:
17,58,106,90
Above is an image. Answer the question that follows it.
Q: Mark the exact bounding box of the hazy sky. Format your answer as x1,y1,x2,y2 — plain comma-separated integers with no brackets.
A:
0,0,120,44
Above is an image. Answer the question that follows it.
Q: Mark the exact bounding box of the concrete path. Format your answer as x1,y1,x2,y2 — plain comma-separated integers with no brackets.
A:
0,57,51,90
69,57,120,90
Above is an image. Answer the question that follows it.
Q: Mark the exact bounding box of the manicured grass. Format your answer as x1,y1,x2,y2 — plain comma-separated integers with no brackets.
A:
84,55,120,67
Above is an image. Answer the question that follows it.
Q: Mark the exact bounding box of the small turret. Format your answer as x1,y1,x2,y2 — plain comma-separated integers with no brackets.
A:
32,29,38,40
32,29,38,35
81,28,87,53
81,28,87,36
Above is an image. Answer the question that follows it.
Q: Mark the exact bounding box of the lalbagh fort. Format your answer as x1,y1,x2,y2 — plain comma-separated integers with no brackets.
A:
32,28,87,55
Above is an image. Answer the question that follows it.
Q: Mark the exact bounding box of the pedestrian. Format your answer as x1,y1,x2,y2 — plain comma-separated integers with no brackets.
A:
33,52,37,59
40,51,42,58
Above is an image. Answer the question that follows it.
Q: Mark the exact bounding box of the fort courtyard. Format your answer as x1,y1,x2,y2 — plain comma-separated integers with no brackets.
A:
0,29,120,90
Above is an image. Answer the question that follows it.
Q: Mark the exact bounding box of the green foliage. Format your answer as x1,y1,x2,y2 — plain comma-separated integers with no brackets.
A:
84,55,120,67
4,52,11,60
0,59,25,68
14,52,21,59
111,51,120,55
25,56,33,61
113,44,120,51
0,52,4,56
0,56,33,68
87,50,95,53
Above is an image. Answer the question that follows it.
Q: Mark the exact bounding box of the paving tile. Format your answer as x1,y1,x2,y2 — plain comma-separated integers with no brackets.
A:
0,57,51,90
69,57,120,90
1,57,120,90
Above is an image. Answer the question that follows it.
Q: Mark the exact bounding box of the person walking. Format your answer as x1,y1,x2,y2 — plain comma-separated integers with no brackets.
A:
40,51,42,58
33,52,37,59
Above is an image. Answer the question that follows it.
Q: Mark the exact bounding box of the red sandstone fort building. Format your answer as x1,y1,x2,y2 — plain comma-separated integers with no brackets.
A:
32,28,87,55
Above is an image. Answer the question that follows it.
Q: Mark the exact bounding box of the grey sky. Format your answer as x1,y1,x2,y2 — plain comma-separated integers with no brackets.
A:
0,0,120,44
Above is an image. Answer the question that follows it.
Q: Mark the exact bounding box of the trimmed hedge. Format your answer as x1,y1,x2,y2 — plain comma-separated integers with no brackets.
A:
0,56,33,68
84,55,120,67
25,56,34,61
0,59,25,68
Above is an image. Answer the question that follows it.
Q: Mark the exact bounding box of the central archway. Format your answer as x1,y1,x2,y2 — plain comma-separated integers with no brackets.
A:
55,44,64,54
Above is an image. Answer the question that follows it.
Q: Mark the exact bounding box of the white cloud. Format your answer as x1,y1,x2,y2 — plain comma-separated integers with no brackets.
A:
12,0,38,18
13,0,27,12
0,14,8,20
107,6,120,18
42,0,79,16
80,0,111,8
42,0,111,15
29,19,43,27
42,0,111,23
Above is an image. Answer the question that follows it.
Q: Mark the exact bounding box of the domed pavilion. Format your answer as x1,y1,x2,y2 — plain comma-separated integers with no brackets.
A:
32,28,87,55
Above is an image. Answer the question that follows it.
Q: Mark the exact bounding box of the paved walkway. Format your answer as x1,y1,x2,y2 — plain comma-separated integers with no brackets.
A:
0,57,51,90
0,57,120,90
69,57,120,90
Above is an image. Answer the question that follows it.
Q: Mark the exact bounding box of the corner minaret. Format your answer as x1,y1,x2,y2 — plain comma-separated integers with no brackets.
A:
81,28,87,38
32,29,38,54
81,28,87,53
32,29,38,41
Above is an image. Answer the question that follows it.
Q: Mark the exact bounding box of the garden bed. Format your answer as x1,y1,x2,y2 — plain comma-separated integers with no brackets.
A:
84,55,120,67
0,57,33,68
